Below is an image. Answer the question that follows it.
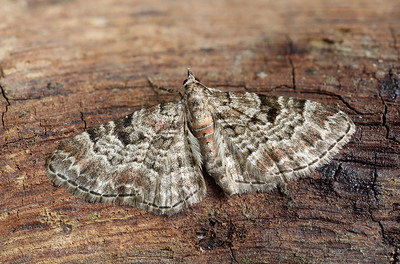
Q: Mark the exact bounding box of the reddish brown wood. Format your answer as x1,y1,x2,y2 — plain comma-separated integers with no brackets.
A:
1,1,399,263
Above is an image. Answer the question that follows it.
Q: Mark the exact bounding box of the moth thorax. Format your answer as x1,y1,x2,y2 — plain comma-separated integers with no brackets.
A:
186,89,212,126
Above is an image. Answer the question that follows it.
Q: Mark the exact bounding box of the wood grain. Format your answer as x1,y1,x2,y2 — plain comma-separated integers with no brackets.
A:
1,0,399,263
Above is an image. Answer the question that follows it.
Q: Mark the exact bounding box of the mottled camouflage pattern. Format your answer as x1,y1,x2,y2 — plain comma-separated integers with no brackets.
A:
46,70,355,215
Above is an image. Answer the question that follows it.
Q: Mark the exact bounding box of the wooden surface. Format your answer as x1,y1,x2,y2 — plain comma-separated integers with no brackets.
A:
1,0,399,263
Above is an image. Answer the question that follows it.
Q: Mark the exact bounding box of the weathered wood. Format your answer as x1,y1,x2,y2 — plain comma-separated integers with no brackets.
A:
1,0,399,263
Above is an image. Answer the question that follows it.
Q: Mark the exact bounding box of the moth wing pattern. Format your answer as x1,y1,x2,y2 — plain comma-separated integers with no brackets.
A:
46,70,356,215
208,89,355,194
46,102,206,215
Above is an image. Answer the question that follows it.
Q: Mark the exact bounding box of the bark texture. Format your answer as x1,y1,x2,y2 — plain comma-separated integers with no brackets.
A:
1,0,399,263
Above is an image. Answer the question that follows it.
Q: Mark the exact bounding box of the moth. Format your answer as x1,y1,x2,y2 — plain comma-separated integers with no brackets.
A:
46,69,355,215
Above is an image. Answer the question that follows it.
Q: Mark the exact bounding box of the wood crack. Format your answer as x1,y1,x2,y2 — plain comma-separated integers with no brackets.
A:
229,245,239,264
286,38,297,90
378,87,400,144
334,157,398,168
391,249,400,264
80,111,87,130
1,84,10,129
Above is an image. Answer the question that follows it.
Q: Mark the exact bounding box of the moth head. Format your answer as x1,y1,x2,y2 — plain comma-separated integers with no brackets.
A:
180,69,208,98
182,68,201,86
